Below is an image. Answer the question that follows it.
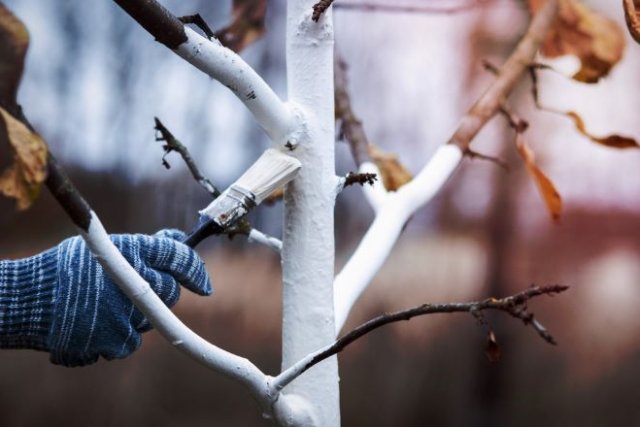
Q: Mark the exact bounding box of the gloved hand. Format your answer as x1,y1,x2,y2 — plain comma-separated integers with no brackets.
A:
0,230,211,367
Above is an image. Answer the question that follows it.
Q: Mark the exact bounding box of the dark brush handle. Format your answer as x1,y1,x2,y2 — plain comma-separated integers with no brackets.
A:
182,219,223,248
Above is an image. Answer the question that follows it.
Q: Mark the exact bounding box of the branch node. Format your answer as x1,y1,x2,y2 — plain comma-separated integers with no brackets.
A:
344,172,378,187
178,13,215,40
312,0,335,22
498,103,529,133
464,148,510,171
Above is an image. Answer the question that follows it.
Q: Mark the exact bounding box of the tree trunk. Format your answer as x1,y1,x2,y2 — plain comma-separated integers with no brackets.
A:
281,2,340,426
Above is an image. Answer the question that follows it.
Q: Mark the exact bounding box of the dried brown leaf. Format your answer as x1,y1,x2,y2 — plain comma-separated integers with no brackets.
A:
263,186,284,205
215,0,267,53
485,330,501,363
530,0,625,83
565,111,639,149
0,3,29,110
623,0,640,44
0,108,48,209
516,134,562,220
368,144,413,191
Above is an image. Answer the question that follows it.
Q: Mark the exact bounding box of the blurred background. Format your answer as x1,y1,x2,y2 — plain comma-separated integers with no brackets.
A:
2,0,640,425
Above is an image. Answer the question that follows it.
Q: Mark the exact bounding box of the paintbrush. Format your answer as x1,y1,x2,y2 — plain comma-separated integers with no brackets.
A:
182,148,302,248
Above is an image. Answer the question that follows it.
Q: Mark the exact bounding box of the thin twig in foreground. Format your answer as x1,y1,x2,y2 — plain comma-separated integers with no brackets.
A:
154,117,220,197
273,285,568,391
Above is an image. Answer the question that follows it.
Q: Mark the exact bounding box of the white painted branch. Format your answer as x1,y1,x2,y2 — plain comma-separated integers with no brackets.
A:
79,212,279,413
175,28,297,146
248,228,283,253
334,145,463,332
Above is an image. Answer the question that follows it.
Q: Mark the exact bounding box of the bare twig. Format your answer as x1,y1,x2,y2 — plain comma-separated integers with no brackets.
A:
334,52,372,166
275,285,568,391
498,103,529,133
344,172,377,187
152,118,284,250
448,0,559,151
334,0,494,15
464,148,510,171
312,0,335,21
178,14,215,40
154,117,220,197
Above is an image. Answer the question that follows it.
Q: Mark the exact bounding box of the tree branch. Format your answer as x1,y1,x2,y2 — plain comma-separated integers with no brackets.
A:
154,117,220,197
42,144,280,415
178,14,215,40
464,147,510,171
448,0,558,151
276,285,567,391
334,0,494,15
343,171,377,187
46,154,92,231
333,0,560,332
312,0,335,22
112,0,295,147
113,0,187,49
334,51,372,166
153,117,283,251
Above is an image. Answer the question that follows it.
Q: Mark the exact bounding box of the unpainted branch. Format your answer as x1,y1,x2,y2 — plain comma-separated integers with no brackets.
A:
333,0,560,332
113,0,186,49
334,0,494,15
334,52,372,166
464,148,510,171
153,118,283,250
312,0,335,22
344,172,377,187
178,14,215,40
276,285,567,391
448,0,559,151
154,117,220,197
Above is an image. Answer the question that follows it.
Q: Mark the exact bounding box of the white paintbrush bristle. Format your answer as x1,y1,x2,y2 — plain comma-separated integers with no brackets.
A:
234,148,302,203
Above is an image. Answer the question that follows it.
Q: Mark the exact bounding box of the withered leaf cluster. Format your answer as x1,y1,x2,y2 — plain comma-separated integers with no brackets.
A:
531,0,625,83
0,4,47,210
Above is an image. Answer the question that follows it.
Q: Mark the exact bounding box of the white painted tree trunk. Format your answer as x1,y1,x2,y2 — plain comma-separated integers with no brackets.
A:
280,1,340,426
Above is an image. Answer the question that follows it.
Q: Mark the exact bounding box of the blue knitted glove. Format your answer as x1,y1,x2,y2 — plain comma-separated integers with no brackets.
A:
0,230,211,367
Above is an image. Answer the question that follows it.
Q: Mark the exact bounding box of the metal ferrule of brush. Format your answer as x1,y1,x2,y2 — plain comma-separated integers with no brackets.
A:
200,185,256,228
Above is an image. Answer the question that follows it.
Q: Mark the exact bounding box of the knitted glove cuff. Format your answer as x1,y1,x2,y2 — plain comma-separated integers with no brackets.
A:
0,249,58,351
